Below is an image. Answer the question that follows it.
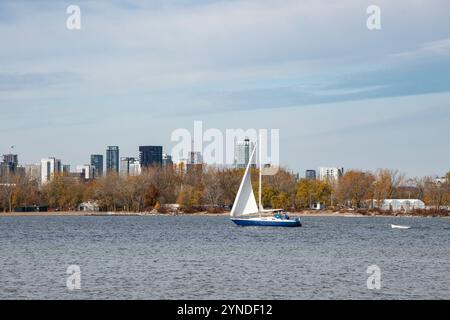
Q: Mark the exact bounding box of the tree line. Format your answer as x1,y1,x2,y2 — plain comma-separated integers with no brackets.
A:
0,166,449,214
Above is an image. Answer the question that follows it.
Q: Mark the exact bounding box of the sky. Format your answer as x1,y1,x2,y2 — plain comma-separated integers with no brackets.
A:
0,0,449,178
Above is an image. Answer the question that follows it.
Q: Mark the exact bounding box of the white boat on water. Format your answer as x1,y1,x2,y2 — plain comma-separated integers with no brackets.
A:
390,224,411,229
230,135,301,228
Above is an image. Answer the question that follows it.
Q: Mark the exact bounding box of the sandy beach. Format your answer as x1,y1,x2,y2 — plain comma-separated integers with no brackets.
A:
0,211,442,218
0,211,349,217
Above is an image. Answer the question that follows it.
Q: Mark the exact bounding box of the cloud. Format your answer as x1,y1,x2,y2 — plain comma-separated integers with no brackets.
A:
392,38,450,59
0,72,79,91
1,0,450,96
0,0,449,176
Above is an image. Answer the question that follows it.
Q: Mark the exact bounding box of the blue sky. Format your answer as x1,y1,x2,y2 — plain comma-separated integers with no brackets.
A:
0,0,449,177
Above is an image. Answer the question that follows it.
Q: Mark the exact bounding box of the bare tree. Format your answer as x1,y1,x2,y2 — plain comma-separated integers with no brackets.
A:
373,169,405,207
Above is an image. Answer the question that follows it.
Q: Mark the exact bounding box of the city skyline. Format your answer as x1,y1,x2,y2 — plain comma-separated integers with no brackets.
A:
1,0,449,177
1,142,448,181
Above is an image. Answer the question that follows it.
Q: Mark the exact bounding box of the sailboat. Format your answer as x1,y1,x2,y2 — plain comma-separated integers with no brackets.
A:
230,137,302,227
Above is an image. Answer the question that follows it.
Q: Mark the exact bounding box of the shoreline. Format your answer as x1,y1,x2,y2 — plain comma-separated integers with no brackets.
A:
0,211,448,218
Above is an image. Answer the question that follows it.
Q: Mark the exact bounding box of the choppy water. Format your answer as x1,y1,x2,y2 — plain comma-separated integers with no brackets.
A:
0,216,449,299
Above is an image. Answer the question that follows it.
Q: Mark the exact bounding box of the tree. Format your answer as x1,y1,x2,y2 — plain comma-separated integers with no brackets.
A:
423,177,448,210
144,185,159,209
141,166,180,204
88,173,122,211
42,175,85,211
10,177,42,209
373,169,404,207
314,180,333,206
295,179,332,209
336,171,375,208
270,191,290,210
202,167,224,206
176,185,202,210
0,184,10,212
219,168,242,206
120,176,149,212
4,164,444,215
262,184,277,208
256,167,297,209
295,179,314,209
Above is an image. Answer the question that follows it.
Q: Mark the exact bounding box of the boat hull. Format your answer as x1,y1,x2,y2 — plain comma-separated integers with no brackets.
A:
231,217,302,227
390,224,410,229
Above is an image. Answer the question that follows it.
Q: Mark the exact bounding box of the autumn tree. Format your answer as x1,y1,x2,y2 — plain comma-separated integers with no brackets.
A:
295,179,332,209
176,185,203,211
42,175,85,211
314,180,333,206
270,191,290,210
256,168,298,209
423,177,449,210
5,163,444,214
261,184,276,208
373,169,404,207
295,179,314,209
141,166,180,204
144,185,159,209
119,176,151,212
11,178,42,209
219,168,242,206
88,173,123,211
336,170,375,208
202,167,225,206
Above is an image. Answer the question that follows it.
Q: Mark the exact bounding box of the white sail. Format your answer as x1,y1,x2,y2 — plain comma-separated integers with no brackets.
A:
230,145,258,217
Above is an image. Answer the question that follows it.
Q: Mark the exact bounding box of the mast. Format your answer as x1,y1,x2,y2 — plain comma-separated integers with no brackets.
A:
258,131,262,212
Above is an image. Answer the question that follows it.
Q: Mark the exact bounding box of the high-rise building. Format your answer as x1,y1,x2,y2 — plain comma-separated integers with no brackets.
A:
318,167,344,181
188,151,202,165
63,165,71,174
24,164,41,181
120,157,137,176
162,154,173,167
139,146,163,167
106,146,119,174
90,154,104,178
0,154,19,181
40,157,62,184
2,154,18,167
0,164,10,182
305,170,316,180
186,151,203,173
235,138,255,168
129,159,141,176
76,165,95,180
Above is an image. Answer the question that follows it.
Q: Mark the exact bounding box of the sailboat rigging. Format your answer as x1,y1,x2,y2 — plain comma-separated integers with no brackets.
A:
230,135,302,227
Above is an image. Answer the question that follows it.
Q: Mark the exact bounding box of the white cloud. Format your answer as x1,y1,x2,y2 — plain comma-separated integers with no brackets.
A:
0,0,449,175
392,38,450,59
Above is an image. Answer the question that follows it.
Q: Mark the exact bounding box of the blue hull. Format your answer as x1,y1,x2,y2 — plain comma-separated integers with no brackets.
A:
231,218,302,227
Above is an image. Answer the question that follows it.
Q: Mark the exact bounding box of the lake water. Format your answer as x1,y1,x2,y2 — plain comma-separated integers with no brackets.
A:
0,216,449,299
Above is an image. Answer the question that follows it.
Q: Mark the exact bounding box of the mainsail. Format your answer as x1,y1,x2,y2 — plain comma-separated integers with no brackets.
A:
230,145,258,217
